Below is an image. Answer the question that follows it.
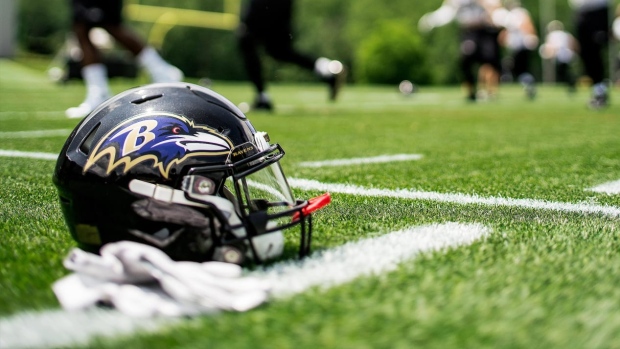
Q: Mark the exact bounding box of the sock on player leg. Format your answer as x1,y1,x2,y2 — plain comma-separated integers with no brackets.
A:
137,47,184,83
65,63,111,119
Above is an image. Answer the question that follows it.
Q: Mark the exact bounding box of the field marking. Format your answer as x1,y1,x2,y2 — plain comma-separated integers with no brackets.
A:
0,150,58,161
2,149,618,217
1,147,617,217
587,180,620,195
298,154,423,168
288,178,620,218
0,111,65,120
0,129,72,139
257,222,489,298
0,309,173,349
0,223,488,349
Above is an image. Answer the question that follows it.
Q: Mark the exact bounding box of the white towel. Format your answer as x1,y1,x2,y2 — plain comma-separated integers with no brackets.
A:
53,241,271,317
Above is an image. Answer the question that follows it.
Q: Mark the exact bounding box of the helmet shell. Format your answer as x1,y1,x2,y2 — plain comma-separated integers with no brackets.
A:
53,83,260,259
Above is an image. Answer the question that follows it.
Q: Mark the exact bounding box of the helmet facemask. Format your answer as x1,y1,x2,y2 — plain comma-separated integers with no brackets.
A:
183,132,314,264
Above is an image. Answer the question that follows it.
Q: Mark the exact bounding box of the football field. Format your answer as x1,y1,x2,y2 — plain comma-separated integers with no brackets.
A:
2,58,620,348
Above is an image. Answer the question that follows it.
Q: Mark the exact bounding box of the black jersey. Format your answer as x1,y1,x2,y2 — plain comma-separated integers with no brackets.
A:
71,0,123,26
240,0,293,35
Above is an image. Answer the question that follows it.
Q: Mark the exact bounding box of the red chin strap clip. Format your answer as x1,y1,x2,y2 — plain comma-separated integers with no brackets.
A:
293,192,331,221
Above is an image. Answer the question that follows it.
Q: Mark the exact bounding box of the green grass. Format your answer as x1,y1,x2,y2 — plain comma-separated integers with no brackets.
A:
2,58,620,348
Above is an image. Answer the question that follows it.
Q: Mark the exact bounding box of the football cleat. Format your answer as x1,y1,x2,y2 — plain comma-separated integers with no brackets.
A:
65,90,110,119
252,96,274,112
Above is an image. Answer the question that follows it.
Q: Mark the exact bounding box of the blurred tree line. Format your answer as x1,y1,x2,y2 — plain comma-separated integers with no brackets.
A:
17,0,610,85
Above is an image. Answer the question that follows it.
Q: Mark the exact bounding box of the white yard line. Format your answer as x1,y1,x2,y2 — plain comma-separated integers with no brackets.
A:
0,150,58,161
298,154,423,168
1,148,617,217
587,180,620,195
0,111,65,120
0,129,72,139
258,222,489,298
0,223,488,349
288,178,620,218
0,309,174,349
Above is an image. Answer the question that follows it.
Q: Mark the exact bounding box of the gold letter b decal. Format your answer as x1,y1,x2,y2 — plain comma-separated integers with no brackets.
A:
121,120,157,156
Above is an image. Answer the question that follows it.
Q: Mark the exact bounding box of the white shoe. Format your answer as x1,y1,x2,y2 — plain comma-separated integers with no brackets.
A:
65,94,109,119
151,65,184,83
66,102,97,119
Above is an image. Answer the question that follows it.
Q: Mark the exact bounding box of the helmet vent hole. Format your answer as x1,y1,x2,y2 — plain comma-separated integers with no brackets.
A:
79,123,100,155
131,94,163,104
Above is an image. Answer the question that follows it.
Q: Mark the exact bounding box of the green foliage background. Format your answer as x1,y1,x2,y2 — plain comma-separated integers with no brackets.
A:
354,20,432,84
15,0,618,84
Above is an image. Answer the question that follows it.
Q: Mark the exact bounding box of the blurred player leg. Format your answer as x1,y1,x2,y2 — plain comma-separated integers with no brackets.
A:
460,31,479,102
237,0,344,111
574,3,610,108
66,0,183,119
104,24,184,83
237,30,272,111
265,37,346,102
479,26,502,100
65,21,111,119
313,57,346,101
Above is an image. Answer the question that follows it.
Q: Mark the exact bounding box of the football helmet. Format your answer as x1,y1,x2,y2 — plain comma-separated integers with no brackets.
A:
53,82,330,265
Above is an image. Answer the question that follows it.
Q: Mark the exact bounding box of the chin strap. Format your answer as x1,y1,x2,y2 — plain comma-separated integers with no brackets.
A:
52,241,272,317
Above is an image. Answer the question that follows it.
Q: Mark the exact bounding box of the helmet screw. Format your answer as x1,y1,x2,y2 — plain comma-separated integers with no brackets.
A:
196,178,213,194
222,247,243,264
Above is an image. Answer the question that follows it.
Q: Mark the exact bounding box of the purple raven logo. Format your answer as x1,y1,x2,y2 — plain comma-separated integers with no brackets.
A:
84,113,233,178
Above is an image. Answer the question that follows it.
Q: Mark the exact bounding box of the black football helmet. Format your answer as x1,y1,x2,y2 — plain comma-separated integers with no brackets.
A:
53,82,330,265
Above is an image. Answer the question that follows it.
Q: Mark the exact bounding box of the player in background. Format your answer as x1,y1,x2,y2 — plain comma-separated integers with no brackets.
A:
569,0,611,108
497,0,539,99
236,0,345,111
539,20,579,92
66,0,183,119
419,0,505,101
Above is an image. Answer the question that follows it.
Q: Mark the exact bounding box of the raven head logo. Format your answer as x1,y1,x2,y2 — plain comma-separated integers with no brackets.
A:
84,113,233,178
